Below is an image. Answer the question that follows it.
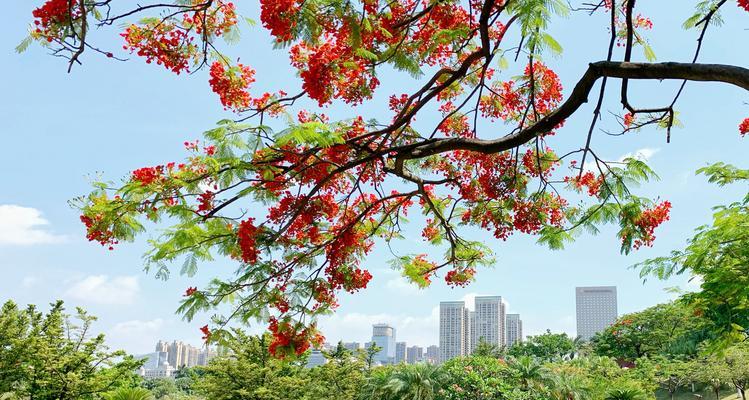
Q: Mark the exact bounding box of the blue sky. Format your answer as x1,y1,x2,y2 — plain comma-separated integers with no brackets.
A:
1,1,747,354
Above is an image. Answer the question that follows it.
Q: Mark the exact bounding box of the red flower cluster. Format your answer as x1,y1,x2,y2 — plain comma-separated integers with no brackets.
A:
122,23,196,74
623,112,635,127
131,166,165,186
32,0,80,42
260,0,301,42
525,61,563,115
237,218,260,264
197,191,214,213
184,287,198,297
739,117,749,136
291,40,380,106
268,317,324,358
208,62,256,111
632,201,672,249
740,0,749,11
565,171,604,197
80,214,118,249
182,1,238,37
445,268,476,287
480,62,563,122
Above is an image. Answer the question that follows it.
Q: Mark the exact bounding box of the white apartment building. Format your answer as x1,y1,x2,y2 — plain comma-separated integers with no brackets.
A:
576,286,618,340
439,301,471,362
473,296,506,349
506,313,523,347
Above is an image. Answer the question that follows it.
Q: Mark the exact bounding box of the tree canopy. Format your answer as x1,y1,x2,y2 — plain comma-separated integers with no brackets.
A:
21,0,749,355
0,300,143,399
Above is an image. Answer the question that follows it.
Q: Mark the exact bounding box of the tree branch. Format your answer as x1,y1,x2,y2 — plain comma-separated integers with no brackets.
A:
398,61,749,159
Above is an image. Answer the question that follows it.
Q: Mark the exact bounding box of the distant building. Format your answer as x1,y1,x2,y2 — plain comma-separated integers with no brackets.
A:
395,342,407,363
576,286,618,340
306,343,334,368
439,301,471,363
425,345,439,364
343,342,362,352
139,362,175,378
473,296,506,349
506,314,523,347
150,340,215,372
372,324,396,365
406,346,423,364
138,351,168,370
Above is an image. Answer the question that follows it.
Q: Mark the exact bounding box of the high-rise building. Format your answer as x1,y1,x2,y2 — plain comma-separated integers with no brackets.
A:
576,286,618,340
372,324,396,365
473,296,506,349
425,345,439,364
506,314,523,347
395,342,407,363
406,345,423,364
343,342,362,352
439,301,470,363
151,341,215,370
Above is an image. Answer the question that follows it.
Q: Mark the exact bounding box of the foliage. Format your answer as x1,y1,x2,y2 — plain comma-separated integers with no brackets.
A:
637,163,749,350
105,387,155,400
437,356,520,400
508,330,578,361
0,300,142,399
592,301,712,360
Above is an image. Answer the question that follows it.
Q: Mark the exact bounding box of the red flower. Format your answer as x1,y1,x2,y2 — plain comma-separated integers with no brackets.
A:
131,166,165,186
739,117,749,137
208,62,256,110
200,325,211,341
32,0,80,42
184,287,198,297
739,0,749,12
237,218,260,264
260,0,301,41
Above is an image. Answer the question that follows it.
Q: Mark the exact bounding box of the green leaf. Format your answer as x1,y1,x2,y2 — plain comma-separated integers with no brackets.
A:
15,35,33,54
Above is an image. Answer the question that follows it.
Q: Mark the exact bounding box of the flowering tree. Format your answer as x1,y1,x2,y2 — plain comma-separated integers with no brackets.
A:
22,0,749,356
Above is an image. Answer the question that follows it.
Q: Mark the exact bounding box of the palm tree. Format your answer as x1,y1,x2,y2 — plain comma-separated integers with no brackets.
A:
511,356,547,391
385,363,445,400
549,373,591,400
604,388,648,400
103,387,154,400
359,367,396,400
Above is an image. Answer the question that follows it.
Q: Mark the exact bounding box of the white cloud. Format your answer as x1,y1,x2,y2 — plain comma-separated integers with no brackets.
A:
107,318,165,354
64,275,140,305
21,276,39,289
385,276,426,296
318,307,440,347
0,205,66,245
617,147,660,163
583,147,661,173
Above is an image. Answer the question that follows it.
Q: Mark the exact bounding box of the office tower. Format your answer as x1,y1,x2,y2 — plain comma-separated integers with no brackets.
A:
395,342,407,363
372,324,396,365
425,345,439,364
439,301,470,363
576,286,618,340
506,314,523,347
343,342,362,352
406,345,424,364
473,296,506,348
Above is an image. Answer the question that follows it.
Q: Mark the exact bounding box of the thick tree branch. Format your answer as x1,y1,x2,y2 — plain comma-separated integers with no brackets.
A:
398,61,749,159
